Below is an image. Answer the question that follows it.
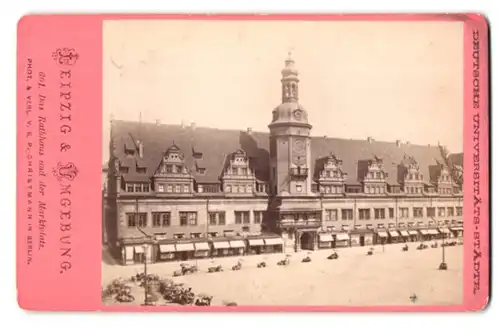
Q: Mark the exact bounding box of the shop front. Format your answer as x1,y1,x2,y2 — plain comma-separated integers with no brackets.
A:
264,237,284,253
407,230,419,242
121,242,153,265
247,238,265,255
193,241,211,258
438,227,452,239
375,230,388,245
388,230,401,243
211,240,231,257
229,239,246,256
157,243,176,262
399,230,410,242
450,226,463,238
426,228,440,241
174,242,195,261
334,232,350,247
318,233,335,249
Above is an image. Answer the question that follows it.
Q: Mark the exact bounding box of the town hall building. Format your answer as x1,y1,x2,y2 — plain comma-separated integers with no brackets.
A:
103,54,464,265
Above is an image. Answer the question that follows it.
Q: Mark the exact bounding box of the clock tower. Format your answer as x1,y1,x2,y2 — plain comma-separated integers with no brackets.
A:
268,52,313,196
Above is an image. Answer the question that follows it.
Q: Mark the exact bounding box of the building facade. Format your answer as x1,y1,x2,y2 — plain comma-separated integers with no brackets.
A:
105,54,464,265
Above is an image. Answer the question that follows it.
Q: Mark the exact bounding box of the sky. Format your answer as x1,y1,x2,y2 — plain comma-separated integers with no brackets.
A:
103,19,464,163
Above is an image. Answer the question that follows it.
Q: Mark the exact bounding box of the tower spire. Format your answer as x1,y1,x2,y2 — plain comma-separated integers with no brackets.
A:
281,51,299,103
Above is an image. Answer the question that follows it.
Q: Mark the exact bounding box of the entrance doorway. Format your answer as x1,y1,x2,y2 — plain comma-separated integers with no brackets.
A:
360,235,365,247
300,232,314,251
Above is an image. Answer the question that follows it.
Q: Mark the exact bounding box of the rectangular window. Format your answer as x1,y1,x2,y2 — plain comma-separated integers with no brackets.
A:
399,207,409,218
209,212,217,225
359,209,370,220
166,184,172,193
142,184,150,192
232,167,238,175
126,213,136,227
183,185,189,193
413,207,423,218
176,165,183,173
254,211,264,224
180,212,197,226
175,185,181,193
325,209,338,221
388,208,394,218
234,211,250,224
157,184,164,192
218,212,226,225
152,212,170,227
447,207,454,216
438,207,446,217
126,184,134,192
341,209,353,220
374,208,385,219
242,168,248,175
456,207,463,216
137,213,147,227
166,165,173,173
426,207,436,218
134,184,142,193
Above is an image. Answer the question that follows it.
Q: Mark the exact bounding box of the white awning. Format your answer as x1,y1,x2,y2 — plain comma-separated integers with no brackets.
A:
264,238,284,246
389,231,400,237
419,229,429,235
439,228,451,234
125,246,134,260
408,230,419,235
212,241,231,249
194,242,210,251
159,244,176,253
319,234,334,242
230,240,246,248
377,231,388,238
451,227,463,231
134,246,144,253
400,231,410,237
335,233,350,241
248,239,265,246
427,229,439,235
176,243,195,252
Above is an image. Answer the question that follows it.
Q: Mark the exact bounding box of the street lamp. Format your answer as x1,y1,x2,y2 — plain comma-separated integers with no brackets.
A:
428,200,446,270
136,226,158,305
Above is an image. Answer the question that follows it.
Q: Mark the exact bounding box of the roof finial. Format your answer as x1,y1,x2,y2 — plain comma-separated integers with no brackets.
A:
287,47,294,61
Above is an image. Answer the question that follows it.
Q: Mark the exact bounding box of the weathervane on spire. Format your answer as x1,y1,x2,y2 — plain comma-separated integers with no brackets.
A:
287,47,295,61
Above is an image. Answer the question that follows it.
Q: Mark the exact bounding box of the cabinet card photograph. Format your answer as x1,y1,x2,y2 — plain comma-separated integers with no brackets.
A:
16,14,489,312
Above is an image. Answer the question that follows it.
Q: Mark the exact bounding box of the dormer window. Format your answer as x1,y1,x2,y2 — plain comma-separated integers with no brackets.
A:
196,167,206,175
137,167,146,174
232,167,238,175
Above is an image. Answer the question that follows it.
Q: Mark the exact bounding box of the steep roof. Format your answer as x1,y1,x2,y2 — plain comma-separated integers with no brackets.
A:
110,120,461,186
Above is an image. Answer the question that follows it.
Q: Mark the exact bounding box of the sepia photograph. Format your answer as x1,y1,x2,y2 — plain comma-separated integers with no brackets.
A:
100,19,464,307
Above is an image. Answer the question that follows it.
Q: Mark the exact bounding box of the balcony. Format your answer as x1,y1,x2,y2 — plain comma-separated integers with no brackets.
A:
289,167,309,178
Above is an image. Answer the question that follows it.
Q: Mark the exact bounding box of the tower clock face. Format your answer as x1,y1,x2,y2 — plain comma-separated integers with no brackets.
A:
293,139,306,154
293,109,302,120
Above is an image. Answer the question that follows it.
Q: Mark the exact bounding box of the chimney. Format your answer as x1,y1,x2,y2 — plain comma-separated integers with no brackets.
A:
137,140,144,158
323,135,327,139
367,136,374,143
190,121,196,130
396,140,401,147
181,120,185,128
406,141,410,145
155,119,161,126
247,127,252,135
